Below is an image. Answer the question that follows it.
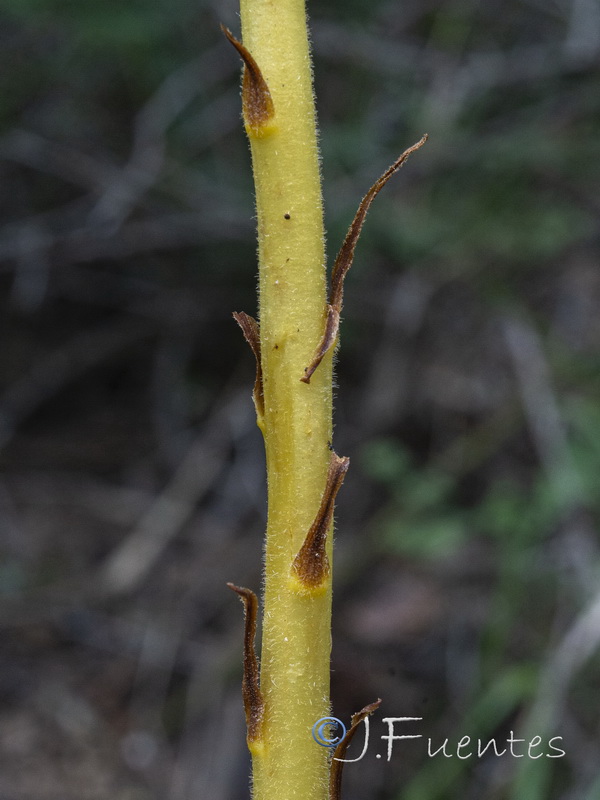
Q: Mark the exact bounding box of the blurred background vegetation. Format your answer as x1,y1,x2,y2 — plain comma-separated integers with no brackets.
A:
1,0,600,798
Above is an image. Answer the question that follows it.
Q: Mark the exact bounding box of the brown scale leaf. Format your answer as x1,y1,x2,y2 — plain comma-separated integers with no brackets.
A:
221,25,275,133
302,134,428,383
330,699,382,800
232,311,264,418
227,583,264,748
290,453,350,590
300,305,339,385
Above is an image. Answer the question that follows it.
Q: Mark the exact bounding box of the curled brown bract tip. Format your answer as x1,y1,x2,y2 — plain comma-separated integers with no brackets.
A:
329,134,428,310
300,306,339,384
290,453,350,591
232,312,264,419
330,699,382,800
227,583,264,750
302,134,428,382
221,24,275,134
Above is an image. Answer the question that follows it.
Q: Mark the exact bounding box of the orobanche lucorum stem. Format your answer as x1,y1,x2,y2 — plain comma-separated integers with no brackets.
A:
223,2,427,799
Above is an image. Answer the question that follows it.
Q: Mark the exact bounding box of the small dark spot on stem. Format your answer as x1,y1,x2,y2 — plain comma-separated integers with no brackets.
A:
284,213,291,219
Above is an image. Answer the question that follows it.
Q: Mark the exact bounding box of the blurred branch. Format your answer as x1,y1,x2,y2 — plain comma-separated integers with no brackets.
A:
514,587,600,798
503,314,584,509
362,271,435,429
99,392,248,596
9,220,51,312
0,319,153,452
0,128,121,193
314,20,600,88
0,210,251,268
88,42,237,233
6,471,154,527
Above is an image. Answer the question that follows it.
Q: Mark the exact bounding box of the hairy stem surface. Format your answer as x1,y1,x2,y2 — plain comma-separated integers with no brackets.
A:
238,1,333,799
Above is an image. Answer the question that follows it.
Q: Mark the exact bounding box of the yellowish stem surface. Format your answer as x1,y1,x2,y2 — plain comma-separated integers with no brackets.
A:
238,1,333,798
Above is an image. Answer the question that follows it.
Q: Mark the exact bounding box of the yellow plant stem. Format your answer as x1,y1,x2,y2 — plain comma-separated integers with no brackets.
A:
238,1,333,799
